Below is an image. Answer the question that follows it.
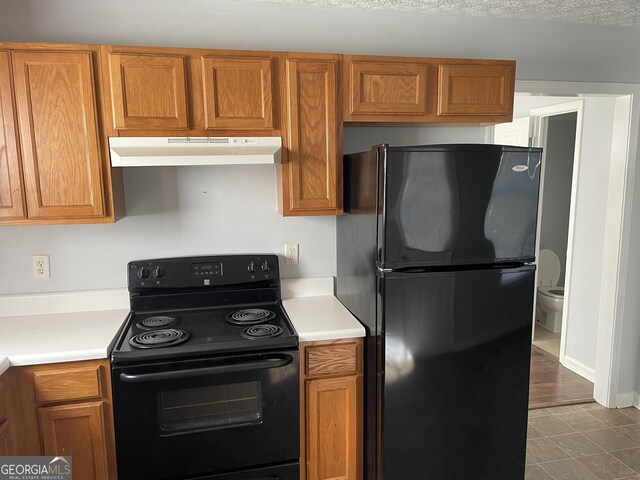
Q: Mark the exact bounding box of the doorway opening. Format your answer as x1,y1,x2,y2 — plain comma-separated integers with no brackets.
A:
533,111,577,360
494,102,594,409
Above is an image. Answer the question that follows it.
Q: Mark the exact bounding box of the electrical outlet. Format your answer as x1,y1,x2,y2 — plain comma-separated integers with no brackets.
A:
33,255,50,279
285,243,299,265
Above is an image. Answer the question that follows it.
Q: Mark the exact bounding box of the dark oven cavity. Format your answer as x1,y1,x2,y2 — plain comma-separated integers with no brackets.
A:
110,255,299,480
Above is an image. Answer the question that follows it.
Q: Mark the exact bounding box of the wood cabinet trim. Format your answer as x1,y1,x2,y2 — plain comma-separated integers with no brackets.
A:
0,50,26,220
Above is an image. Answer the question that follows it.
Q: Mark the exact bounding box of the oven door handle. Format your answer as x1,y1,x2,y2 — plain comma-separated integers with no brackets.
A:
119,354,294,383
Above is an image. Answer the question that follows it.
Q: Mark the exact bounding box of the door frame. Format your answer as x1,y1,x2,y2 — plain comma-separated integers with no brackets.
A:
516,80,640,408
529,101,584,370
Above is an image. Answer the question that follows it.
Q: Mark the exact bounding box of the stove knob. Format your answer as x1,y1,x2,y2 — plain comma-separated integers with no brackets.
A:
152,266,165,279
137,267,150,279
261,261,270,272
247,261,256,273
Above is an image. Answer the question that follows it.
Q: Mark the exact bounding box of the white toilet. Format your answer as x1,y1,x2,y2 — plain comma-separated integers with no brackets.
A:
536,249,564,333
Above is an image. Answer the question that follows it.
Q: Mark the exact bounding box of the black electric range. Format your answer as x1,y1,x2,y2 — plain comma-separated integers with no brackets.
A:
110,255,300,480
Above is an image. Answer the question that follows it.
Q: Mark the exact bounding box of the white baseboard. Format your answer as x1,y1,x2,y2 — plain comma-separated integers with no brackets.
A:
561,355,595,382
616,392,636,408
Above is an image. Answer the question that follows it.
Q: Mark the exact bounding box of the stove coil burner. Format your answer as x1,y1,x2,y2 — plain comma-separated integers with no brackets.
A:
226,308,276,325
129,328,190,349
136,315,179,330
241,324,284,339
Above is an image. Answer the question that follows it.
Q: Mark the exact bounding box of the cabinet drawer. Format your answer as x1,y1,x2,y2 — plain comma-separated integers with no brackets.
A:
33,365,103,404
305,342,358,377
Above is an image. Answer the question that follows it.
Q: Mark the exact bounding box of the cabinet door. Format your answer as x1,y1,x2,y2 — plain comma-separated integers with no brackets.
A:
0,51,26,220
12,51,106,219
283,56,341,216
0,420,11,456
107,52,189,130
345,58,428,119
0,371,12,456
201,56,274,130
39,401,109,480
437,63,515,117
306,376,359,480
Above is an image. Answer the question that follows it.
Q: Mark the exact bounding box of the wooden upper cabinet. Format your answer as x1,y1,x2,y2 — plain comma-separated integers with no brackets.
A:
0,51,26,220
344,56,430,121
437,62,515,117
12,50,106,220
282,55,341,216
106,51,189,130
343,55,515,124
201,56,274,130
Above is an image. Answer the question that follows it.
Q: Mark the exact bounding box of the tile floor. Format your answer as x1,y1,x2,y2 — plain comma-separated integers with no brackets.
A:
529,345,594,409
527,403,640,479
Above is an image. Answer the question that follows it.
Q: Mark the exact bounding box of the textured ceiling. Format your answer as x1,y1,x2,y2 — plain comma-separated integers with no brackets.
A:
249,0,640,27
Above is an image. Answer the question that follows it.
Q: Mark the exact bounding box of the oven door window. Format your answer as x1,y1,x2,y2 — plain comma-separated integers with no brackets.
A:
158,381,263,435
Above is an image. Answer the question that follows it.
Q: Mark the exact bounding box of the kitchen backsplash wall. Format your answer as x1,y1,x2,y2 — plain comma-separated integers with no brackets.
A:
0,166,335,295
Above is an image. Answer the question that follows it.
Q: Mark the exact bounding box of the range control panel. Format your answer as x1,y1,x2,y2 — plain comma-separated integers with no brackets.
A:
128,255,278,291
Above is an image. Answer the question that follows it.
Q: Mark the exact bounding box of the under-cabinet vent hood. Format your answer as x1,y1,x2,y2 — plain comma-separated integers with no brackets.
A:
109,137,282,167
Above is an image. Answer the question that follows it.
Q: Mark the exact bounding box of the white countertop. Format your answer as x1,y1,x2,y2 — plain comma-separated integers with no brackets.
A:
283,295,366,342
0,309,129,367
0,277,364,370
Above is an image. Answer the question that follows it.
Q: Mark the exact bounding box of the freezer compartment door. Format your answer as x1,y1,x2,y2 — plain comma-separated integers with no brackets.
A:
380,145,541,268
381,266,534,479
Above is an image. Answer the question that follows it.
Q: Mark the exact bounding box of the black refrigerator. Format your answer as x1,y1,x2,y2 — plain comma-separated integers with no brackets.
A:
336,143,542,480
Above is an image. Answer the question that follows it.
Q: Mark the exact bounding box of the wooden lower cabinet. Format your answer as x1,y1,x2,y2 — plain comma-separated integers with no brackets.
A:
0,370,14,455
301,339,363,480
10,359,117,480
39,402,110,479
0,419,11,456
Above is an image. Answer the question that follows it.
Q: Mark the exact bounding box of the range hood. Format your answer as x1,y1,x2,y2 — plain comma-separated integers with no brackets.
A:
109,137,282,167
